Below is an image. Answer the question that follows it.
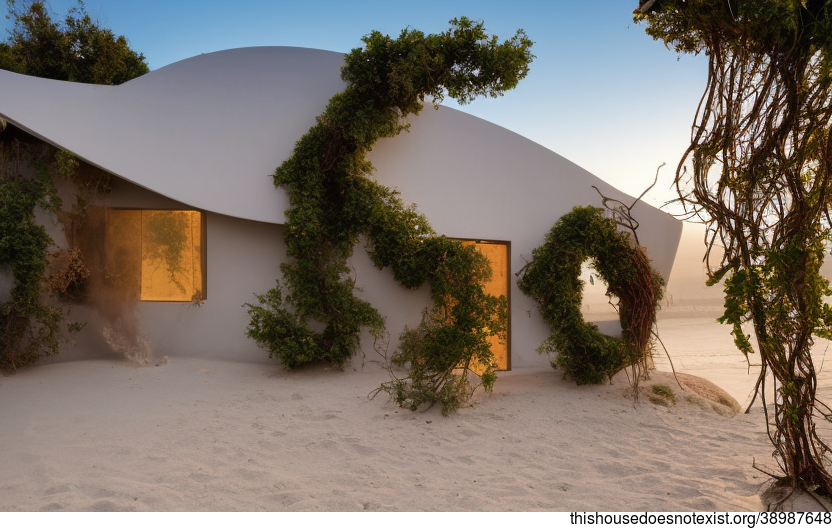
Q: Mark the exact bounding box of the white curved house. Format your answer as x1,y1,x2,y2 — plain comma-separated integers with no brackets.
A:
0,47,682,369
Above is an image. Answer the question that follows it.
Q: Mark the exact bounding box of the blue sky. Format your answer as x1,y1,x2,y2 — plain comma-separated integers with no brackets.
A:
1,0,708,208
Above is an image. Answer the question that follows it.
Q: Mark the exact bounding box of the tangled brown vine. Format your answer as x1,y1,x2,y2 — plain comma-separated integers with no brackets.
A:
637,0,832,503
592,166,667,388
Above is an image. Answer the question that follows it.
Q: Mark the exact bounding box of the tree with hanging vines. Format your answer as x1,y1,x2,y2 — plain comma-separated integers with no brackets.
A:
246,18,531,414
635,0,832,505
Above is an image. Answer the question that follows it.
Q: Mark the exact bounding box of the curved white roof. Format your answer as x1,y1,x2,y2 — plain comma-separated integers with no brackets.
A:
0,47,343,224
0,46,681,276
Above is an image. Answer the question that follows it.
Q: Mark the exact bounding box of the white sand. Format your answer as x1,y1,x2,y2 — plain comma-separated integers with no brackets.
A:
2,311,831,512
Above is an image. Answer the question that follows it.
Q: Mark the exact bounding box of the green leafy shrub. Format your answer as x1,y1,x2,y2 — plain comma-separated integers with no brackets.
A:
1,1,149,84
379,238,507,415
245,283,329,368
517,206,664,384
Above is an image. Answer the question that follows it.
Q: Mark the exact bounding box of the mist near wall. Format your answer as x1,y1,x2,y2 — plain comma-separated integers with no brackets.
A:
52,170,155,366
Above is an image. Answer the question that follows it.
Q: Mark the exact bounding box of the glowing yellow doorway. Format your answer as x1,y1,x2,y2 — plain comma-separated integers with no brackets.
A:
461,240,510,371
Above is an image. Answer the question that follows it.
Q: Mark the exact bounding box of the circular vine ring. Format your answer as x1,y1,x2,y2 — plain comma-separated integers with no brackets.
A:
517,206,664,384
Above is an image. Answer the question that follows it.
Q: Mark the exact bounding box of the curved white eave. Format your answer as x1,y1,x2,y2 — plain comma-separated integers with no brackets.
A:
0,47,346,224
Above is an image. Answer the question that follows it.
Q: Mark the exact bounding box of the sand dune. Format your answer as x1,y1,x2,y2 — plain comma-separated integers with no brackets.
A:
2,312,830,512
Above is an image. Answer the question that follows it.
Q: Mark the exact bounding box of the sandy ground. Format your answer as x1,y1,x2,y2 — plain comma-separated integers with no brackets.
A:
3,312,832,512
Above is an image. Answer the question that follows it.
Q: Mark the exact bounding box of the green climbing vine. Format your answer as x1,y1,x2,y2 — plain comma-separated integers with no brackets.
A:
0,138,62,371
245,17,532,414
517,206,665,385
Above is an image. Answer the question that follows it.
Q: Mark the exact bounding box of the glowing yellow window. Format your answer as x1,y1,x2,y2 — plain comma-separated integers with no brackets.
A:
105,209,206,302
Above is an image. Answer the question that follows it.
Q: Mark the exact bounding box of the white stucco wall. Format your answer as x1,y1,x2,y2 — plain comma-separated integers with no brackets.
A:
46,180,283,364
1,46,683,369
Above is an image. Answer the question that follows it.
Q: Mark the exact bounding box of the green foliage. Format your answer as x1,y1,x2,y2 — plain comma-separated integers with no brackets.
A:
650,384,677,405
517,206,665,384
341,17,533,108
0,161,62,371
1,0,149,84
245,284,327,369
380,239,508,415
246,17,528,412
636,0,832,57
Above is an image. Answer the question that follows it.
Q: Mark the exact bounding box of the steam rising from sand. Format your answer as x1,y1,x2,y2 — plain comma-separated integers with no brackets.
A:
65,200,157,366
100,323,153,366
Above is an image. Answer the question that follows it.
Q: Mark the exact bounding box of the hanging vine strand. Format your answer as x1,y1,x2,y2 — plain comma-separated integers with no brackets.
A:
637,0,832,504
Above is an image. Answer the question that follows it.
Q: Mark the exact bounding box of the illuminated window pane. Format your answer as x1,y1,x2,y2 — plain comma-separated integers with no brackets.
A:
104,209,142,298
106,209,205,302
